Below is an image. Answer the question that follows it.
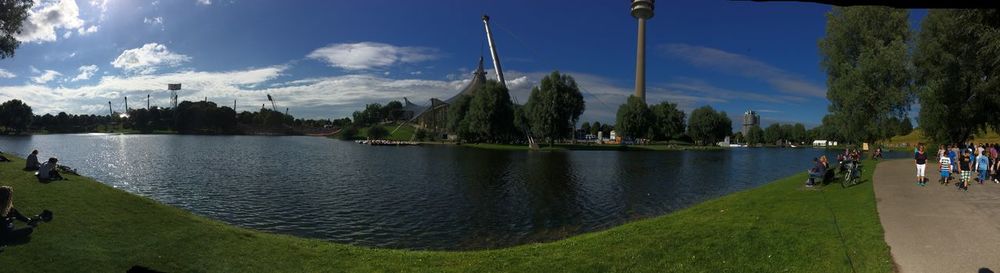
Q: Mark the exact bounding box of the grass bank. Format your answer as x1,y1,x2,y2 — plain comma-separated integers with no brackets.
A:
464,143,725,151
0,153,892,272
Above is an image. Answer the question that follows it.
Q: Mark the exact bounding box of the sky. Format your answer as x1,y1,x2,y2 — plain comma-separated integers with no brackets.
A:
0,0,927,127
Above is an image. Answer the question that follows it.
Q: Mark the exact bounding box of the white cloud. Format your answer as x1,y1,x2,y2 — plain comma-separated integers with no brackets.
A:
307,42,438,70
90,0,110,21
15,0,88,43
197,0,211,5
0,69,16,78
71,65,99,81
31,70,63,84
78,25,98,35
660,43,826,98
143,17,163,27
111,43,192,74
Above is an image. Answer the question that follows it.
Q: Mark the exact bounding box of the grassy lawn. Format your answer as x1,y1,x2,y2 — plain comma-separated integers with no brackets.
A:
464,143,725,151
0,153,892,272
349,123,418,141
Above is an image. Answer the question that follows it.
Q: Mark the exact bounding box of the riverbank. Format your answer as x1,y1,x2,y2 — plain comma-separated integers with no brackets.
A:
462,143,726,151
0,153,892,272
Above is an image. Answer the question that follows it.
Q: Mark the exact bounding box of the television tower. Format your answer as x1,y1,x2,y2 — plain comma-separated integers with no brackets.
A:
631,0,654,103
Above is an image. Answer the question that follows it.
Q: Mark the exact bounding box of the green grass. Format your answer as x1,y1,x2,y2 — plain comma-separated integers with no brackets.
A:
887,128,1000,147
465,143,725,151
0,153,892,272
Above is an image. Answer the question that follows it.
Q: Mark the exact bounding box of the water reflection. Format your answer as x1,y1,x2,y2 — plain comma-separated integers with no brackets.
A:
0,135,908,250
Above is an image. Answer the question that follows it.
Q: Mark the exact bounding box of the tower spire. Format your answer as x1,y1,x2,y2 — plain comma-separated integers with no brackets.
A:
631,0,655,103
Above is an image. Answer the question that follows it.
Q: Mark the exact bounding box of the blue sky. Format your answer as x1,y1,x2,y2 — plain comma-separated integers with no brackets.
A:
0,0,926,127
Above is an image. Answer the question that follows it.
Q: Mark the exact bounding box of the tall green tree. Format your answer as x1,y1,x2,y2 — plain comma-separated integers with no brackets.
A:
746,125,764,146
465,80,515,143
914,10,1000,144
0,0,32,59
687,105,731,145
614,95,651,141
446,95,472,135
0,99,32,134
591,121,602,135
649,101,686,141
897,117,913,136
579,122,591,137
524,71,586,145
819,7,912,144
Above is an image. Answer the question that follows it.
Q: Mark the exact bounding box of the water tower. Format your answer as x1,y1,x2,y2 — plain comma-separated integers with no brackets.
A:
631,0,654,103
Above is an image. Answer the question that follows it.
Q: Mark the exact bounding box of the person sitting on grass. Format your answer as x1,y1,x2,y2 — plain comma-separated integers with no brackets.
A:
24,150,40,171
1,186,36,246
0,152,10,162
37,158,64,181
807,157,826,187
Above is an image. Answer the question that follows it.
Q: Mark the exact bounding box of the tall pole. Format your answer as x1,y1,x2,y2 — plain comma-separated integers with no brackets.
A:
147,94,150,110
124,96,128,112
631,0,654,103
108,101,113,116
482,14,506,88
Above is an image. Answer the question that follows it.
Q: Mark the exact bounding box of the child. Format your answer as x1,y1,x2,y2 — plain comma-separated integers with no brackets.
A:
976,149,990,184
939,152,952,185
959,150,973,191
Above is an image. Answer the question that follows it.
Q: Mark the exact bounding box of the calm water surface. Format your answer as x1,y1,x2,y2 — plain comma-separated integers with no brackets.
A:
0,134,901,250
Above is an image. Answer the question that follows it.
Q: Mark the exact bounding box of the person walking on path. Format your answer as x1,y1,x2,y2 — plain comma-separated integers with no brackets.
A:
976,149,990,184
939,151,953,185
959,150,973,191
915,145,928,186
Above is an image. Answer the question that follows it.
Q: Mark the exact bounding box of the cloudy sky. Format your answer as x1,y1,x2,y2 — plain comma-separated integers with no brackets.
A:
0,0,926,126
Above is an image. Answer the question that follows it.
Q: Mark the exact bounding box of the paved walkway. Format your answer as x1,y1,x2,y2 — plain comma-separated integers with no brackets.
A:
874,159,1000,273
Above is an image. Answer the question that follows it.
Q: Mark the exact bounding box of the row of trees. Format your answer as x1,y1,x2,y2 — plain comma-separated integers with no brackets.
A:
0,99,335,135
351,101,405,127
819,7,998,145
614,96,731,145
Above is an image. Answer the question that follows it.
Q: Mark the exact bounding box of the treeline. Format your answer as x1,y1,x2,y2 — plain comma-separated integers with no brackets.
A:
0,99,339,135
818,8,999,145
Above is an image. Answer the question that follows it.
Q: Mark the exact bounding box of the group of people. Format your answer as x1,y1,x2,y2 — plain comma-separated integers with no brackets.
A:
3,148,62,248
913,143,1000,191
806,148,864,187
25,150,64,181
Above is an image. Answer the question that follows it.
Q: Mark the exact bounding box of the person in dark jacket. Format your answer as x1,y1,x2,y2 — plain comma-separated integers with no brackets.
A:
24,150,40,171
1,186,35,246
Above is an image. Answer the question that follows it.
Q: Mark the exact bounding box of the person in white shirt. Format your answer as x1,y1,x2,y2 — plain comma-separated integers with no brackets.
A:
37,158,63,181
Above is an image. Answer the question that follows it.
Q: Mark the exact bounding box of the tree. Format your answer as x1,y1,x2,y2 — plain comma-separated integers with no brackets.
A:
580,122,591,137
897,117,913,136
381,100,403,121
339,127,358,140
649,101,686,141
687,105,731,146
732,131,744,144
0,0,32,59
367,125,389,140
764,123,783,145
464,80,515,143
914,10,1000,144
615,96,651,141
446,95,472,136
524,71,586,145
746,125,764,146
0,99,32,134
792,123,807,143
819,7,912,144
591,121,603,135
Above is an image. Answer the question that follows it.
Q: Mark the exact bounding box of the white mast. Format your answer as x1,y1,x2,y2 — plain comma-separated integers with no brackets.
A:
482,14,506,88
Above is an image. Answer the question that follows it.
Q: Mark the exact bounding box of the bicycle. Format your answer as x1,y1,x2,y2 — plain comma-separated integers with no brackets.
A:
842,160,862,188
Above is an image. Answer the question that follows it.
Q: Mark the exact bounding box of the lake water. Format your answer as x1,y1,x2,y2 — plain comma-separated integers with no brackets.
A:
0,134,903,250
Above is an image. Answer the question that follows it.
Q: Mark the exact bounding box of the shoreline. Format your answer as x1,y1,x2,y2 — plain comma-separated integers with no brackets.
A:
0,153,893,272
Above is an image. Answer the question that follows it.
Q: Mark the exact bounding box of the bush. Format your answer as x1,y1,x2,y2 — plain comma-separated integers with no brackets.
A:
414,129,427,141
339,127,358,140
367,125,389,140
